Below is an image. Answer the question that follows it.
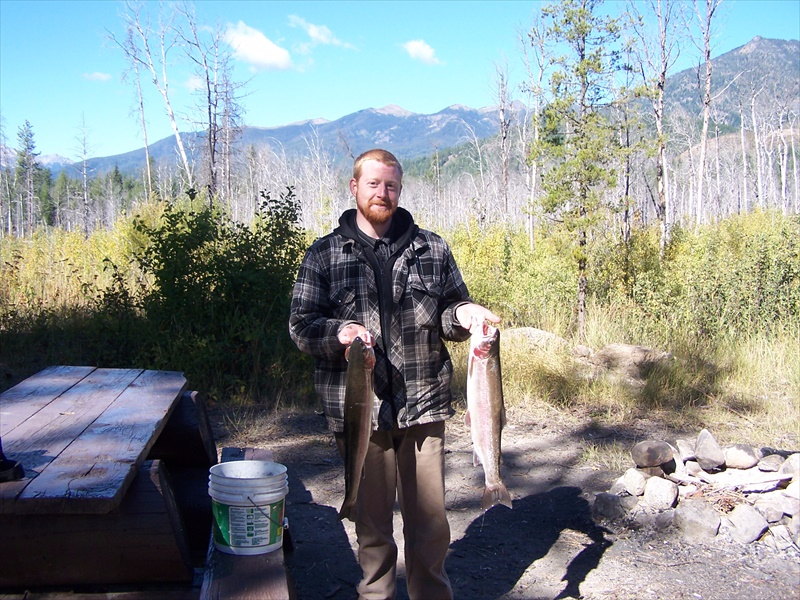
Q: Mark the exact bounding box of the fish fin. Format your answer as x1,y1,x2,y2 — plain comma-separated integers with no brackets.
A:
473,450,481,467
482,482,513,511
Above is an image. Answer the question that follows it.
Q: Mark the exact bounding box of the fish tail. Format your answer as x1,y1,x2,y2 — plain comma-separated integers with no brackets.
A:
338,500,356,522
482,482,512,511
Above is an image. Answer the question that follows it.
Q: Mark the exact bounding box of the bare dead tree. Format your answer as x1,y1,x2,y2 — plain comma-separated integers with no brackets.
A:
518,16,550,250
113,1,194,190
494,61,512,215
690,0,723,226
628,0,686,249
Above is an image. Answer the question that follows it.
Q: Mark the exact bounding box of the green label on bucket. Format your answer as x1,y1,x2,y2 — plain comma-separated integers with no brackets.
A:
212,499,285,548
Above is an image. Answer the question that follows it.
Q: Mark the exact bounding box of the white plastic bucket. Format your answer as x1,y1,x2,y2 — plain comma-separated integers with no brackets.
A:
208,460,288,555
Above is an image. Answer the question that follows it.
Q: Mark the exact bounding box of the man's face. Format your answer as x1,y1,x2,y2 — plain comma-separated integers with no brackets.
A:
350,159,402,227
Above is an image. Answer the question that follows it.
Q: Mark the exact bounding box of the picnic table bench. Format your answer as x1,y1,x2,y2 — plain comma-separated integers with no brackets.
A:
0,366,217,591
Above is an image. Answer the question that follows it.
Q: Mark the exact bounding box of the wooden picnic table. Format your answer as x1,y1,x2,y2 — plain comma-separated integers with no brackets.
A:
0,366,217,590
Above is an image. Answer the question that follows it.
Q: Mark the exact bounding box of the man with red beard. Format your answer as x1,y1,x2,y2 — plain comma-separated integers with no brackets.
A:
290,148,499,600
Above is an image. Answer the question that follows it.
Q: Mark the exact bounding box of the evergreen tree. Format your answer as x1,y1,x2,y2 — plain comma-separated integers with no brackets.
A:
15,120,40,236
530,0,623,340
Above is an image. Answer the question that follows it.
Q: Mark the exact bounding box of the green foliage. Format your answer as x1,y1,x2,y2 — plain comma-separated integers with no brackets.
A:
0,189,312,405
127,188,309,402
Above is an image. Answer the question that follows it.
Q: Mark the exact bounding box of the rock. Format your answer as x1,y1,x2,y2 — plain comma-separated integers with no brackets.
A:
631,440,674,468
724,444,760,469
694,429,725,471
573,344,593,358
674,499,720,542
787,514,800,546
640,465,666,477
643,476,678,510
654,509,675,531
759,489,800,517
593,492,629,520
588,343,672,379
753,497,785,523
728,504,769,544
675,438,696,462
783,480,799,501
768,524,795,551
685,460,703,476
758,454,785,472
609,475,627,495
778,453,800,480
623,468,648,496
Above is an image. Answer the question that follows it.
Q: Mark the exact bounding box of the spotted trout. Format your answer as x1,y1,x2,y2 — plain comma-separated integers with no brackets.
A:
466,321,512,510
338,336,376,521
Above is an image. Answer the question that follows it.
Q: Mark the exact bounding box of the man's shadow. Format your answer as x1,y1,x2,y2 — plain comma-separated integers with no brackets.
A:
447,486,612,600
283,463,362,599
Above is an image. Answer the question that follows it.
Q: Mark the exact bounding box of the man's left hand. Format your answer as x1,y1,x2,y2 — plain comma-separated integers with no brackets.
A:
455,303,501,333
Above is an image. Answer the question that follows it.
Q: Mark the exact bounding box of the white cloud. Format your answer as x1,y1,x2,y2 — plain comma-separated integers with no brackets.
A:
224,21,292,71
185,74,204,91
401,40,442,65
288,15,355,53
82,72,112,82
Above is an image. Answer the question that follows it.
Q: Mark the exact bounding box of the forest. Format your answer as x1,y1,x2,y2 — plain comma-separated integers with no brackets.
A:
0,0,798,449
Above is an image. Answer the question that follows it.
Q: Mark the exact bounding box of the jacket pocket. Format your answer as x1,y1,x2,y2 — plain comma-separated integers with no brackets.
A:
409,276,442,330
329,285,357,321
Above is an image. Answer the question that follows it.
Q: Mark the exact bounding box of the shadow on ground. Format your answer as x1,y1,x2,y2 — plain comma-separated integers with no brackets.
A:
448,486,612,600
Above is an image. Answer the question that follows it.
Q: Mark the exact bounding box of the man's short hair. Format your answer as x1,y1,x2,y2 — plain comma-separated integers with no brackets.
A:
353,149,403,181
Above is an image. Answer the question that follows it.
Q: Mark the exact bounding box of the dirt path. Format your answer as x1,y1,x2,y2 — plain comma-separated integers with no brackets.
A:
218,407,800,600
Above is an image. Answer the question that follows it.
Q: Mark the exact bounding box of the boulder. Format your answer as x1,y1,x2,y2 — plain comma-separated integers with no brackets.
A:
623,468,648,497
724,444,760,469
757,453,785,472
674,500,720,542
631,440,674,468
778,453,800,481
593,492,630,520
675,439,696,462
728,504,769,544
694,429,725,471
588,343,672,379
643,476,678,511
768,524,795,551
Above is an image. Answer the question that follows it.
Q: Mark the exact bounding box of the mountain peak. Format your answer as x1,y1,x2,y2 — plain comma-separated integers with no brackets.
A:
372,105,414,117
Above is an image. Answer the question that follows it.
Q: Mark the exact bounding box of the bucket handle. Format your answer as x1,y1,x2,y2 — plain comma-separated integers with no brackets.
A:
247,496,284,529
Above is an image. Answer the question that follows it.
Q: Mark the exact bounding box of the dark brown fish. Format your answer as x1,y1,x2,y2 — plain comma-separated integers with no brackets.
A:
338,336,376,521
466,322,512,511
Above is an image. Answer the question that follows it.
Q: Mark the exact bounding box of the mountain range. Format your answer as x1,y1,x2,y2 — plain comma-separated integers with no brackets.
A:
37,36,799,176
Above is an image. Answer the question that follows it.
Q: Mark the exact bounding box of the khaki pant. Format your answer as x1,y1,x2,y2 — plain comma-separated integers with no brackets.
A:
337,421,453,600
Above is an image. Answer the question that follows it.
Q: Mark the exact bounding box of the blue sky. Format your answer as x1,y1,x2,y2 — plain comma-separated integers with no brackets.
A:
1,0,798,160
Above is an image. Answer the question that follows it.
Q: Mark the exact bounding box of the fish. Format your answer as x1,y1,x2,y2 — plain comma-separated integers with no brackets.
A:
338,336,376,521
466,321,512,511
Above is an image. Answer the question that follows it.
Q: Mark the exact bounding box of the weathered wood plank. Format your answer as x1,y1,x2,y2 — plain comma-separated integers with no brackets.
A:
0,368,143,512
13,369,187,514
0,592,199,600
0,460,194,588
199,447,293,600
0,365,96,435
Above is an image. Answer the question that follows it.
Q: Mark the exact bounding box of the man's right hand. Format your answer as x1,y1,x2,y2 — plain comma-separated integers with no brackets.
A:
338,323,374,348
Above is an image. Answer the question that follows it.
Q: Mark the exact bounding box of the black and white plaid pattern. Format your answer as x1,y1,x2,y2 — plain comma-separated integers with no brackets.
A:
289,212,472,432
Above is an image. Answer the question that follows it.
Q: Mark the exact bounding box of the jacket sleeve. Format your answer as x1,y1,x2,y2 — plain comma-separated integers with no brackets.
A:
438,243,472,343
289,247,353,359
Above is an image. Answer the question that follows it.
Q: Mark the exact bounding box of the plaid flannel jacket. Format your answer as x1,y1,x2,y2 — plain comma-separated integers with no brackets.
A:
289,209,472,432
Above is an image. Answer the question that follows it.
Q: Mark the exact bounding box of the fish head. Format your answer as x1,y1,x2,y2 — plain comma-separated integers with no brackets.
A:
470,321,500,360
346,336,377,370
